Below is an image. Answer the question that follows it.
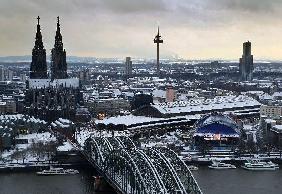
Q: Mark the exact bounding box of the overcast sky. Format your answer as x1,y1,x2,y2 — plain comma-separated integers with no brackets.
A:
1,0,282,60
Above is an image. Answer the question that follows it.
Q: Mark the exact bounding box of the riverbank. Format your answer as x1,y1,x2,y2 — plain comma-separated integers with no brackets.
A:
0,161,90,173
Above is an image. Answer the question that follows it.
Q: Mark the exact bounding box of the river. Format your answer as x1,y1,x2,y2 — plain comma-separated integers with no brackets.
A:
0,167,112,194
193,166,282,194
0,166,282,194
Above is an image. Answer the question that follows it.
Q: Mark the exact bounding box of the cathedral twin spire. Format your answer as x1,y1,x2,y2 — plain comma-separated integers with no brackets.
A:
35,16,44,50
30,16,47,79
30,16,68,80
51,16,68,80
54,16,63,51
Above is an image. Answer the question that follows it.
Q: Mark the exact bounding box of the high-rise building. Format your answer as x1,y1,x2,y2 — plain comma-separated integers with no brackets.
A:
20,74,27,82
79,69,90,83
30,16,48,79
154,27,163,75
239,41,254,81
7,70,13,81
0,67,4,81
51,16,68,80
166,85,175,102
125,57,132,77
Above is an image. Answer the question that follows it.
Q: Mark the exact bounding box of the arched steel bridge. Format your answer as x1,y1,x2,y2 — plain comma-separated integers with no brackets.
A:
83,135,202,194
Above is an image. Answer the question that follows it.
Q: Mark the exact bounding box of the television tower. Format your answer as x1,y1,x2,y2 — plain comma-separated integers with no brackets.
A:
154,27,163,75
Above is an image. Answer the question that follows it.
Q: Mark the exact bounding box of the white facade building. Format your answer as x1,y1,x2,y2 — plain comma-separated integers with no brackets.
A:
260,105,282,118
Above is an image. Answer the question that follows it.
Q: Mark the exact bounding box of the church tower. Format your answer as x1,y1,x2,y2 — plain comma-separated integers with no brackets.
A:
30,16,47,79
51,16,68,80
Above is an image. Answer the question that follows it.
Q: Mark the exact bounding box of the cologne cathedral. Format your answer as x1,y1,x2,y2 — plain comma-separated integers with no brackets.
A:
25,16,85,122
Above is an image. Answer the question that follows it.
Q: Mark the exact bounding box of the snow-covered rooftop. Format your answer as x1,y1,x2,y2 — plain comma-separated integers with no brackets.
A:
96,114,201,128
29,78,79,89
96,115,166,126
152,95,260,115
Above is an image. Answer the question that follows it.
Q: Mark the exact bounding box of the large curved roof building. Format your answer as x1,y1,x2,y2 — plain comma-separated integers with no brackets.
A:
193,113,241,147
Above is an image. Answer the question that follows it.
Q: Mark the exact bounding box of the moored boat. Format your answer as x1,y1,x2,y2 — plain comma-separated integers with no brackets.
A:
242,160,279,171
187,165,199,171
36,167,79,175
6,163,26,169
208,161,236,169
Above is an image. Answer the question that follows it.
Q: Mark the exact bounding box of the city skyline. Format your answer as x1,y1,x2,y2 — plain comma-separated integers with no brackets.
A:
1,0,282,60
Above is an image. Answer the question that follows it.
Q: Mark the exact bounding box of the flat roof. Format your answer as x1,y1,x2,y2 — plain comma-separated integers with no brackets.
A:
152,95,260,115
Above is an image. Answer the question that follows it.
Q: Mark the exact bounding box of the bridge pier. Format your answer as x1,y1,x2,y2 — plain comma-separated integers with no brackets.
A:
93,176,113,192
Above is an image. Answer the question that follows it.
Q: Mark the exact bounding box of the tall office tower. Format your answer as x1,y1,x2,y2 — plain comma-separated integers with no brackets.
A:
125,57,133,76
154,27,163,75
239,41,254,81
7,70,13,81
0,67,4,81
51,16,68,80
20,74,27,82
30,16,48,79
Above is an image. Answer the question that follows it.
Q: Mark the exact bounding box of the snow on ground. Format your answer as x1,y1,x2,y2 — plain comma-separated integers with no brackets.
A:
1,132,57,164
75,128,130,148
17,132,56,144
57,141,74,152
140,131,185,149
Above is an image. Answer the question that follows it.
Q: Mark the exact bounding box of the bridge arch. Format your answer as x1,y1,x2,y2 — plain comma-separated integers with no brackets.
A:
145,148,187,193
116,136,136,149
127,148,167,193
156,147,202,194
83,136,203,194
84,138,104,169
103,149,149,194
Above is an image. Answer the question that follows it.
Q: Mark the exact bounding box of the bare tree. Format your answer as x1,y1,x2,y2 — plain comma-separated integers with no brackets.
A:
0,150,4,163
29,141,45,162
197,139,212,157
246,139,257,154
10,148,21,163
44,141,59,162
19,149,28,164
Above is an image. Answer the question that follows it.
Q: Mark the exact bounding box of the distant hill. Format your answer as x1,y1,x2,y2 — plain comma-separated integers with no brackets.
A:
0,55,97,63
0,55,31,62
0,55,280,64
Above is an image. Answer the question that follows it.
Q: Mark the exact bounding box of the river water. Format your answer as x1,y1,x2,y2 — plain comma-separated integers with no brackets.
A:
0,167,282,194
0,167,113,194
193,167,282,194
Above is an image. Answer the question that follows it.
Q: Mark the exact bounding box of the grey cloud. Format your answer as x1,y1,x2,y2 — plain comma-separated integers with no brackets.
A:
0,0,167,18
204,0,282,13
1,0,282,59
97,0,168,14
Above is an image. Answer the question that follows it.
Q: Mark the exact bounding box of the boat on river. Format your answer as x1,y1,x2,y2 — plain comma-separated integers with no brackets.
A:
187,165,199,171
242,160,279,171
208,161,236,169
36,167,79,175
